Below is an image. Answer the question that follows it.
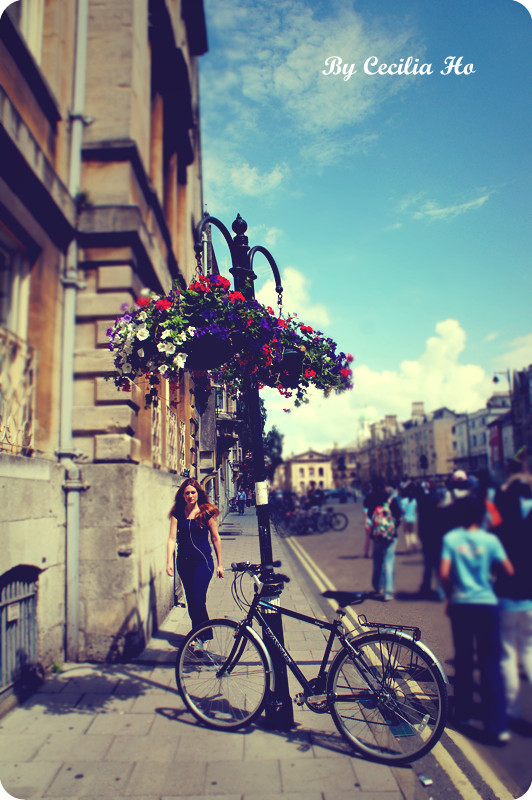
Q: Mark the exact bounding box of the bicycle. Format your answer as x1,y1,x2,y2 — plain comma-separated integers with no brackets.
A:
320,505,349,532
175,560,448,765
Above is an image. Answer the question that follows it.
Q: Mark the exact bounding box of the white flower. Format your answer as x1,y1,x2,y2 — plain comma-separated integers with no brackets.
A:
137,348,144,358
187,326,196,337
140,288,151,297
173,353,187,369
136,326,149,341
157,341,176,355
161,329,173,339
159,364,168,375
121,362,132,374
137,311,147,322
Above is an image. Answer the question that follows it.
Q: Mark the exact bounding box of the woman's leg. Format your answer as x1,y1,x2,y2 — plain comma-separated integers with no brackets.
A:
177,557,214,639
383,538,397,597
372,541,384,594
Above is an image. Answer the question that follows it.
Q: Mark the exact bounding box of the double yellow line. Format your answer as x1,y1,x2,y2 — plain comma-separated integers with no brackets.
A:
284,536,516,800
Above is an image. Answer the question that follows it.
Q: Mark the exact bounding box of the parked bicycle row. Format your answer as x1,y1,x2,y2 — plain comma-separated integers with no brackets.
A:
270,503,349,536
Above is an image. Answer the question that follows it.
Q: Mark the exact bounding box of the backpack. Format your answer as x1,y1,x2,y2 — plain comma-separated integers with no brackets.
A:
371,501,396,542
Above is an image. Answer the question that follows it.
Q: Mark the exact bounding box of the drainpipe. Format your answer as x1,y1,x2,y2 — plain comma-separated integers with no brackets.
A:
58,0,90,662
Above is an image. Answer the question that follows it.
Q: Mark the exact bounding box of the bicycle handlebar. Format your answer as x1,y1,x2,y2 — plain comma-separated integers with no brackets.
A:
230,560,290,584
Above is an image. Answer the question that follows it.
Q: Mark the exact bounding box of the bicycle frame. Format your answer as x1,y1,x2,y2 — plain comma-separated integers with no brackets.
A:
218,589,382,701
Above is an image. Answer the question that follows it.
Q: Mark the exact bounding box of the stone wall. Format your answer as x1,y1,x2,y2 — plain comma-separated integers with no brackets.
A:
78,462,177,661
0,454,66,670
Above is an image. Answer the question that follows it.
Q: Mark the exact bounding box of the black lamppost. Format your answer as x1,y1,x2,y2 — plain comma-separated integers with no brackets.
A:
194,211,294,730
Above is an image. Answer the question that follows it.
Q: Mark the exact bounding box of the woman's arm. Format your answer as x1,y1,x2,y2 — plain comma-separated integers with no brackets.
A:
166,516,177,577
208,516,224,578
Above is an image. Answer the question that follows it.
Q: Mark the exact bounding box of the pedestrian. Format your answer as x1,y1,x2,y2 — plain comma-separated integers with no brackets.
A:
494,467,532,734
237,488,247,515
166,479,224,644
439,495,514,744
399,484,420,552
364,477,402,601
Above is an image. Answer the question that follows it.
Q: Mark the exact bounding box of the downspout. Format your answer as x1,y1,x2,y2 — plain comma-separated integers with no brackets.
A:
58,0,90,662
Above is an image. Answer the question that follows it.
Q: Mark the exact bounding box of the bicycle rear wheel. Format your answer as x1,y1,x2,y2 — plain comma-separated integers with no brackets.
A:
328,632,447,765
176,619,270,731
330,512,348,531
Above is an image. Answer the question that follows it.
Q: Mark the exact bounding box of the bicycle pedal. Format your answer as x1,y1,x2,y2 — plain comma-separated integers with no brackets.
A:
294,693,306,706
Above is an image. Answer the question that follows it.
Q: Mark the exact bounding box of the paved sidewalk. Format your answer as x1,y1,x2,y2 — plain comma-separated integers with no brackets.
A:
0,511,418,800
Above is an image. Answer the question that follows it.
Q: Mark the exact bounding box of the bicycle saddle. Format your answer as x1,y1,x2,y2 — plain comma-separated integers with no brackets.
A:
321,590,366,607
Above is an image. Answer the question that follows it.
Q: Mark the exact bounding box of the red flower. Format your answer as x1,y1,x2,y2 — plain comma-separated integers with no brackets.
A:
155,299,171,310
137,297,150,307
228,291,245,303
300,325,313,334
346,353,354,362
267,306,275,315
340,368,352,378
304,368,317,379
277,318,287,328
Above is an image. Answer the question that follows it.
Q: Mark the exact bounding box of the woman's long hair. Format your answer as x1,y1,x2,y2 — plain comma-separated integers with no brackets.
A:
169,478,220,527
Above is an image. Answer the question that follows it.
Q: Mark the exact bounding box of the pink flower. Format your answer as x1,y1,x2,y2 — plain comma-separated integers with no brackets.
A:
137,297,150,307
156,299,171,310
346,353,354,362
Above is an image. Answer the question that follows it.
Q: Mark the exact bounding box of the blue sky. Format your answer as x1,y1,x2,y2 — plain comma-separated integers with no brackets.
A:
200,0,531,455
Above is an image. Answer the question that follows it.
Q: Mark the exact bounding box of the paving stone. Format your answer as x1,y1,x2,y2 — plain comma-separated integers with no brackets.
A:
86,712,154,736
0,709,94,736
33,733,113,761
128,691,178,714
126,760,206,796
205,759,282,794
0,761,61,799
351,757,398,792
244,729,313,759
0,732,48,761
105,734,179,762
175,728,244,762
280,756,358,794
44,760,134,797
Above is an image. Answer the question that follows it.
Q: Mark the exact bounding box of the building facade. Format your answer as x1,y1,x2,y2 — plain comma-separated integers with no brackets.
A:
0,0,219,705
275,449,333,495
453,393,511,475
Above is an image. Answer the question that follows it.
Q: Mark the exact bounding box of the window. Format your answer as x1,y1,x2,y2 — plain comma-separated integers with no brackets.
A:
318,467,324,476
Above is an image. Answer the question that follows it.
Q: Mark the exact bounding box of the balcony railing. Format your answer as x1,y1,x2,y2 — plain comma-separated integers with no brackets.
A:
0,325,35,456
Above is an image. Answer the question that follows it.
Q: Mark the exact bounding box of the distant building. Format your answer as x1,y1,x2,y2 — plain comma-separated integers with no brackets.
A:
330,441,359,489
453,393,511,474
402,404,459,480
275,449,333,494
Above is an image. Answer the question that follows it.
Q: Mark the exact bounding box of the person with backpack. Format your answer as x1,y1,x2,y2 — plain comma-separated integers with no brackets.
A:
364,478,402,601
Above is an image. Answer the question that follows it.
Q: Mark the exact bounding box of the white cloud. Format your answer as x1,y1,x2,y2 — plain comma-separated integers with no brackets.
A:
256,266,331,328
264,319,498,455
398,192,491,222
494,333,532,371
201,0,423,171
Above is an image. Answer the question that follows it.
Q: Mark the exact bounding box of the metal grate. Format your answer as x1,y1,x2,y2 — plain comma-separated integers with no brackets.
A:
0,567,39,694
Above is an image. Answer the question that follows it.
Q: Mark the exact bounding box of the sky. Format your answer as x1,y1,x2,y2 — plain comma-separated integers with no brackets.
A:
199,0,532,457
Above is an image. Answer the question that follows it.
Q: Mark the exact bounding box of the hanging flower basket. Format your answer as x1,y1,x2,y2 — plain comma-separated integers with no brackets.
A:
185,333,236,371
107,274,354,407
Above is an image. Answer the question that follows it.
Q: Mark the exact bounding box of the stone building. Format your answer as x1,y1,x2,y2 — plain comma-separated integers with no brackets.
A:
274,449,333,495
401,405,459,480
452,393,511,475
0,0,217,705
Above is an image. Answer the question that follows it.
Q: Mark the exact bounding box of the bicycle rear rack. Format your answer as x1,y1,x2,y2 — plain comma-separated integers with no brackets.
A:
357,614,421,641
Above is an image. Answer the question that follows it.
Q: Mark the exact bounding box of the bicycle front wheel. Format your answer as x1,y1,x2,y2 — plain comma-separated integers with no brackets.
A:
328,632,447,765
330,512,348,531
176,619,270,731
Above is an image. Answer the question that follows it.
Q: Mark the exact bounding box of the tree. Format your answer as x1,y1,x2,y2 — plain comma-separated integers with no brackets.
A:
264,425,284,482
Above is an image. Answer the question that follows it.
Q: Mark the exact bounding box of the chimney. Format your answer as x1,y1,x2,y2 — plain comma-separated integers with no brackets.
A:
412,402,425,418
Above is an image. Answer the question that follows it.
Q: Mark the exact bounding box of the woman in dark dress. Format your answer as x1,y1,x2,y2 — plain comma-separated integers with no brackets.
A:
166,479,224,641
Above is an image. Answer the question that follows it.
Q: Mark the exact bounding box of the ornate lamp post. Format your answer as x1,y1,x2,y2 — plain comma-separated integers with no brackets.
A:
194,212,294,730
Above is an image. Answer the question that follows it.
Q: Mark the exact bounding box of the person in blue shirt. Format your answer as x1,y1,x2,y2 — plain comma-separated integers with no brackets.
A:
440,496,514,744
